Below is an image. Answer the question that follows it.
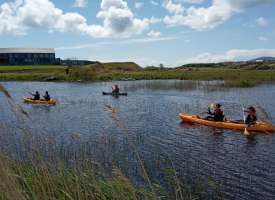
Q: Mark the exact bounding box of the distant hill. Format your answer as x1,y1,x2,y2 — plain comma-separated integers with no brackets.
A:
248,57,275,62
88,62,141,71
102,62,141,71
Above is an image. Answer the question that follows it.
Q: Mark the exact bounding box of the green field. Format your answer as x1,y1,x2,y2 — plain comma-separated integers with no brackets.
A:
0,65,67,81
0,63,275,87
0,65,66,71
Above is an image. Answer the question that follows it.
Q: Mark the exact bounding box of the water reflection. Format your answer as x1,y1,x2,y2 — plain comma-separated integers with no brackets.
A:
125,80,226,92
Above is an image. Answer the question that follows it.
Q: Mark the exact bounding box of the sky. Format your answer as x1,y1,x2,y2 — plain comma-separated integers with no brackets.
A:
0,0,275,67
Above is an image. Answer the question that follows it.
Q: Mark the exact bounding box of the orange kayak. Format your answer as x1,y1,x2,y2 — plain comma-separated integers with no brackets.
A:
179,113,274,133
23,97,57,106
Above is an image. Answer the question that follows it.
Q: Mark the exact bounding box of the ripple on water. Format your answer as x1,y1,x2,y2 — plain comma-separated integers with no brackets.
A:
1,80,275,200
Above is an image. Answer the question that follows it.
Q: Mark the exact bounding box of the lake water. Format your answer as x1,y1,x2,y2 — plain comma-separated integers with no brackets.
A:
1,80,275,200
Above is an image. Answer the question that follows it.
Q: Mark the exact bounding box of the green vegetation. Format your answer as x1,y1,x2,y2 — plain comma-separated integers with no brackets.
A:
223,80,257,87
0,155,223,200
0,65,66,71
1,62,275,87
0,157,141,200
0,65,67,81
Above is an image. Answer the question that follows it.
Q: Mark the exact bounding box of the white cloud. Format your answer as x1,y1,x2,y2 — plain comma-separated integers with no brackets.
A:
228,0,274,9
184,39,191,43
151,1,159,6
147,30,161,37
258,36,268,41
135,2,144,9
0,0,156,38
256,17,268,27
164,0,232,30
96,0,148,37
164,0,275,30
57,36,179,50
164,0,184,14
114,36,179,44
180,49,275,64
73,0,88,8
175,0,204,4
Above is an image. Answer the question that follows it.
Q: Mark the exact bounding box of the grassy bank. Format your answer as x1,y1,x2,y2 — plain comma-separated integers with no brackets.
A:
1,63,275,87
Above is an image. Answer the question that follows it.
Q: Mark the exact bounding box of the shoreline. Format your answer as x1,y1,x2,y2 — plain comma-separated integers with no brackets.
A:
1,64,275,87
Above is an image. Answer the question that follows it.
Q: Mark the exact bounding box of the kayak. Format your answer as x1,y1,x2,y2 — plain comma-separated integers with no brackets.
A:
23,97,57,105
102,92,128,96
179,113,274,133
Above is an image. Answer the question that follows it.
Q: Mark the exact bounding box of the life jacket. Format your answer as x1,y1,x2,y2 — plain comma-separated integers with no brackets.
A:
33,94,40,100
44,94,51,101
113,86,119,93
249,111,257,121
214,108,224,121
214,108,223,115
250,111,256,117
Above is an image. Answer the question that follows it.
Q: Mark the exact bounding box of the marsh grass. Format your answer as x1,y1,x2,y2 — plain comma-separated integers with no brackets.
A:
0,64,275,88
0,155,141,200
223,80,257,87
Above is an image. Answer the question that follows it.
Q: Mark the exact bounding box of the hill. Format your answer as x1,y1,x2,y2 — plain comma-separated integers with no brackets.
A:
90,62,142,71
248,57,275,63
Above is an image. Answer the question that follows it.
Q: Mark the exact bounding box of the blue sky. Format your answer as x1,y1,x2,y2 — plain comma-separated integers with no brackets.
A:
0,0,275,67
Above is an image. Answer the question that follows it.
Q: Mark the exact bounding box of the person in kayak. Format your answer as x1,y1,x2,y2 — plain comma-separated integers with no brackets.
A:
31,91,40,100
43,91,51,101
245,106,257,125
112,85,120,94
206,103,225,121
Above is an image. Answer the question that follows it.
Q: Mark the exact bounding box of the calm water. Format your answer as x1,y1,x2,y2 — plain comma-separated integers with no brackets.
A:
1,80,275,200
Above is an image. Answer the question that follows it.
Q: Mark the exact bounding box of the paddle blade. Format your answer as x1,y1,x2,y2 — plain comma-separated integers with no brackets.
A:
244,128,250,136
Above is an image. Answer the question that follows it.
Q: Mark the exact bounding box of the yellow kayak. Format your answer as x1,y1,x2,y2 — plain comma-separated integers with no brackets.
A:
23,97,57,105
179,113,274,133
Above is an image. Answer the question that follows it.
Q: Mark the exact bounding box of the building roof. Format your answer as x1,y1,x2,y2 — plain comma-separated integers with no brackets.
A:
0,48,55,54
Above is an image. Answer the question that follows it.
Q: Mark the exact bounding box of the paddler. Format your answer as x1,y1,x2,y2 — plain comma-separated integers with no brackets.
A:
31,91,40,100
43,91,51,101
112,84,120,94
206,103,225,121
245,106,257,125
